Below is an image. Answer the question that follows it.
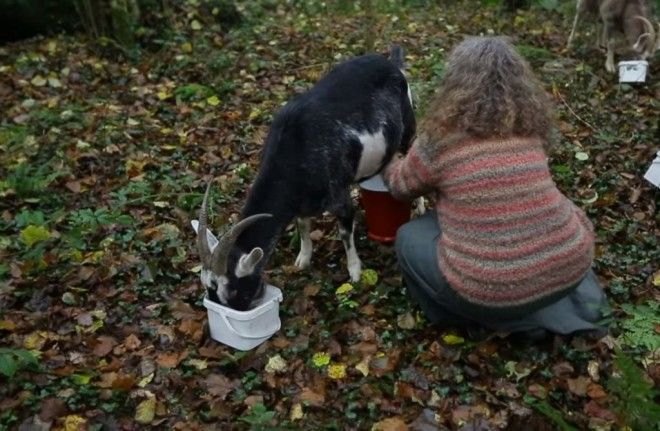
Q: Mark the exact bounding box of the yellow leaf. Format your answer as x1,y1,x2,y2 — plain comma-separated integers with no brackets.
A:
360,268,378,286
335,283,353,296
135,396,156,424
0,320,16,331
290,403,303,421
138,373,154,388
206,95,220,106
190,19,202,30
311,352,330,368
265,354,287,374
31,75,47,87
48,77,62,88
327,363,346,379
188,359,208,370
24,331,48,350
157,91,172,100
652,271,660,287
181,42,193,53
355,357,370,377
64,414,87,431
441,333,464,345
20,225,51,247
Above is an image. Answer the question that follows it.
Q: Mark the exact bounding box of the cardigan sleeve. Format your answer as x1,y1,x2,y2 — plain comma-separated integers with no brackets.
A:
382,137,436,201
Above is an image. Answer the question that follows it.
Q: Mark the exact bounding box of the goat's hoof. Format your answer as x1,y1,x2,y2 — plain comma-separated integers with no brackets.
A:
294,253,311,269
348,260,362,283
605,61,616,73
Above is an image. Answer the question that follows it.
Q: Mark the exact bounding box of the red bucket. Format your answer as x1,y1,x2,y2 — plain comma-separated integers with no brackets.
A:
359,175,411,243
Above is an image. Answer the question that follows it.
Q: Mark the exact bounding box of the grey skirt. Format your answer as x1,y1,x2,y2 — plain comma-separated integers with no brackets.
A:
395,211,610,336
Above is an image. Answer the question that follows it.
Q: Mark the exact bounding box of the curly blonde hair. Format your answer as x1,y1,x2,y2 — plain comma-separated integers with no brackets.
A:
421,37,555,147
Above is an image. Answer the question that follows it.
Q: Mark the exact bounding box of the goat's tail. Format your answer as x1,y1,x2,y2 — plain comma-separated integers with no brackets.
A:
389,44,405,69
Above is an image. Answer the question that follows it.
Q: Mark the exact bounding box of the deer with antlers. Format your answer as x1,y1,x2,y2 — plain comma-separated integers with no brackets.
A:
567,0,660,73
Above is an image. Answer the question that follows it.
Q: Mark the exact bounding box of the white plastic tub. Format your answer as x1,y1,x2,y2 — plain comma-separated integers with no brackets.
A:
203,284,283,351
618,60,648,83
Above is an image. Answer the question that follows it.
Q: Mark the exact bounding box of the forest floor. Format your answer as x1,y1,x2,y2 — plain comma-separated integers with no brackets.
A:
0,1,658,430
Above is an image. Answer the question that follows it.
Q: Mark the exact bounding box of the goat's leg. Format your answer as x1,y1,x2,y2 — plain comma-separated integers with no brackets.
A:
413,196,426,216
567,0,583,49
603,23,616,73
294,217,312,269
332,195,362,283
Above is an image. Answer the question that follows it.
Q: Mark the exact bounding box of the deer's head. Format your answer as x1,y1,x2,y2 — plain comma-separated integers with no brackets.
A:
192,183,272,311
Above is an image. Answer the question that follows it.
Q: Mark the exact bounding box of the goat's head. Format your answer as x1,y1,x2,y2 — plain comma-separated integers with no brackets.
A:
192,182,272,311
631,16,660,60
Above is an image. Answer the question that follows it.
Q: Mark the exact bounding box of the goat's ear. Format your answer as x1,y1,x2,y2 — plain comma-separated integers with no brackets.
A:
190,220,220,252
235,248,264,278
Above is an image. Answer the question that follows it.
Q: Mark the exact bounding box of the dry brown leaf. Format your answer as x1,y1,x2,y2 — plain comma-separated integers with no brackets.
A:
586,383,607,399
92,336,118,357
156,351,187,368
124,334,142,350
298,387,325,407
372,416,408,431
178,319,203,341
206,374,239,400
567,376,591,397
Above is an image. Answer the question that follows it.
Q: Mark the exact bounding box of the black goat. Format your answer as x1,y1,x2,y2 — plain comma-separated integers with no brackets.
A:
193,46,416,311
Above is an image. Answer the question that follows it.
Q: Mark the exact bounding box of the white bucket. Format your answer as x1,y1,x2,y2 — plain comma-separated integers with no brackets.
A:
204,284,283,351
618,60,648,83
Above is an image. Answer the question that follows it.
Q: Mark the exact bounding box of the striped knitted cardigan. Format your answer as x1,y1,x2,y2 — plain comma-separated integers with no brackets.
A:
383,133,595,309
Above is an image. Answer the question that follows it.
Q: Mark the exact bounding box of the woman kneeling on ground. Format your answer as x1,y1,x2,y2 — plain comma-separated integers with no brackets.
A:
383,36,609,340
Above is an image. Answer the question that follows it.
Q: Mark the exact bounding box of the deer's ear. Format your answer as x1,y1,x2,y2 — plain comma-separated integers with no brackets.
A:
191,220,220,252
235,248,264,278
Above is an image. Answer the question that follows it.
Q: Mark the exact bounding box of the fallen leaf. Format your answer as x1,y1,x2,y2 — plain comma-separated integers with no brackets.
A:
327,363,347,379
31,75,47,86
312,352,331,368
586,383,607,399
156,351,186,368
372,416,408,431
583,400,616,421
505,361,531,382
299,387,324,407
124,334,141,350
206,374,238,399
178,319,203,341
290,403,303,421
134,396,156,424
63,414,87,431
0,320,16,331
265,354,287,374
335,283,353,295
442,333,465,345
355,357,370,377
38,397,67,422
397,312,416,330
567,376,591,397
23,331,48,350
92,336,117,357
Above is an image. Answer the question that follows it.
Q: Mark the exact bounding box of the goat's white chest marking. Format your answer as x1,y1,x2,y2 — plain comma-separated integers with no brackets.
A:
354,129,387,180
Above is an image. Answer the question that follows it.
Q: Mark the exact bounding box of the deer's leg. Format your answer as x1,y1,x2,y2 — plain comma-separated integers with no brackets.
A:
331,193,362,283
294,217,312,269
567,0,583,49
